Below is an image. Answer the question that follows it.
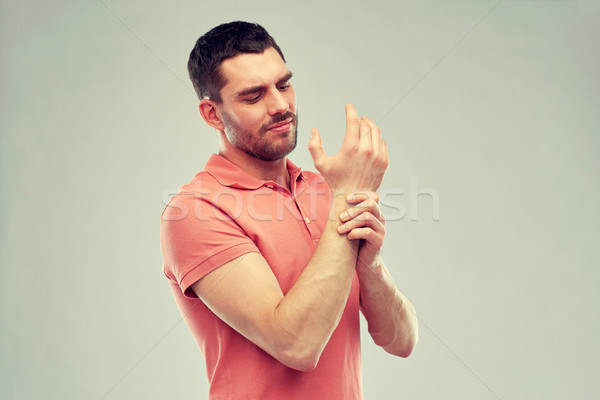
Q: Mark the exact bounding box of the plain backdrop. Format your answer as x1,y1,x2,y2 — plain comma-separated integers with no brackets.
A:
1,1,599,399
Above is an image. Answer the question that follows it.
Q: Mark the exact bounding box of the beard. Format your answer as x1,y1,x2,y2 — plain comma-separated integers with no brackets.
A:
221,110,298,161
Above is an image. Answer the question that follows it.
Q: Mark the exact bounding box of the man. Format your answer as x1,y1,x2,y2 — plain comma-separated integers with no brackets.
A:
161,21,418,399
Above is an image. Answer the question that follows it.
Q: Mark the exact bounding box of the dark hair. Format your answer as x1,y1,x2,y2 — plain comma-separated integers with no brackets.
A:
188,21,286,103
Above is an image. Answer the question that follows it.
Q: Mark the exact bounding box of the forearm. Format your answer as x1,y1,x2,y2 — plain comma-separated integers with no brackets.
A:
358,257,418,357
273,194,359,369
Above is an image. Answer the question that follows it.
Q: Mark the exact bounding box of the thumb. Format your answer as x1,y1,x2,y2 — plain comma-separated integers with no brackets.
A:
308,128,327,166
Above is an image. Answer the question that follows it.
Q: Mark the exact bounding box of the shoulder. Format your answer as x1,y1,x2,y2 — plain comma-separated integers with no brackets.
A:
161,171,219,221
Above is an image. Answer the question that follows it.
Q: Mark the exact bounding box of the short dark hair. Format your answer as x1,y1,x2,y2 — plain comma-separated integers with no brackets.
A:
188,21,286,103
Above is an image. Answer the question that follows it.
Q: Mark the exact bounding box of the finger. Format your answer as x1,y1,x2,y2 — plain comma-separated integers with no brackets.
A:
362,116,381,154
381,138,389,164
344,104,360,144
308,128,327,168
346,226,383,244
346,191,379,204
340,199,384,223
338,210,385,234
358,117,372,144
340,199,380,221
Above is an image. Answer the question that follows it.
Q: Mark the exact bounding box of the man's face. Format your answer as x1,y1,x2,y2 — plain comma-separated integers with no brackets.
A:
216,47,297,161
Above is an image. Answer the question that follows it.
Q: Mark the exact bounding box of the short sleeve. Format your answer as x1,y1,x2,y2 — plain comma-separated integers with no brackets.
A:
161,192,259,298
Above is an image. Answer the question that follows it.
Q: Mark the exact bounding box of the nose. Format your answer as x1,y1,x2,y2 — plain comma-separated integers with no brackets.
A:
267,88,289,116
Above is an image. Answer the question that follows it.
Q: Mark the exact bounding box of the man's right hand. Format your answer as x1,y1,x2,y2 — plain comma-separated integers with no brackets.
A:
308,104,388,194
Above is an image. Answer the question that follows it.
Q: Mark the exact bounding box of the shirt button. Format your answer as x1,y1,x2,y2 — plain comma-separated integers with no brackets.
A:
304,217,311,224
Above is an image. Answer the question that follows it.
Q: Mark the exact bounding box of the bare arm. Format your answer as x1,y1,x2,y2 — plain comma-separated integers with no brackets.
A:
337,191,419,357
191,104,388,371
358,258,419,357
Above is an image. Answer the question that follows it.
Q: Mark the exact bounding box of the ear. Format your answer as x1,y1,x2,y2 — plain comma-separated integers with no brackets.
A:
198,99,225,131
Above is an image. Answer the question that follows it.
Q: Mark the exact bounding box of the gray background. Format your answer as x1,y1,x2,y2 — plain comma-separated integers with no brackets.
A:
1,1,599,399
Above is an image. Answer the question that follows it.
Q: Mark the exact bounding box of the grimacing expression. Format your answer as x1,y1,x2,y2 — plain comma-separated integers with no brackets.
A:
221,109,298,161
216,47,298,161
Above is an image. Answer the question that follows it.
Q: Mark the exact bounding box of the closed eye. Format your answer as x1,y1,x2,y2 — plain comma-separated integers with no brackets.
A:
244,94,262,103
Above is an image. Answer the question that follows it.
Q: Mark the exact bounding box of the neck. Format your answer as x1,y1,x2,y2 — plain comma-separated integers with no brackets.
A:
218,135,290,189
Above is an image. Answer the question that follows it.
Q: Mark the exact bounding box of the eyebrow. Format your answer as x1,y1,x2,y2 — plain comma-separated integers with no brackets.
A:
235,71,293,97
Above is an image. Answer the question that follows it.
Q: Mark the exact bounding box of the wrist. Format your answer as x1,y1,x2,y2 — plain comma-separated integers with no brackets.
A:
356,256,384,278
328,191,352,219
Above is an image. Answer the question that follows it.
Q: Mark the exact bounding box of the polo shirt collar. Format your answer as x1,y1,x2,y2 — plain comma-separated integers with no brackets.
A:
204,154,304,190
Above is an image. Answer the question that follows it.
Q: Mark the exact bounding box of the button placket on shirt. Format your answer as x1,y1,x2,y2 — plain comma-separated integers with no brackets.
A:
292,178,320,237
264,178,316,235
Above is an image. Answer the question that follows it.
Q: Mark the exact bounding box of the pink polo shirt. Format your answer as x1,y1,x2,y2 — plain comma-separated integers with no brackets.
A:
161,154,362,400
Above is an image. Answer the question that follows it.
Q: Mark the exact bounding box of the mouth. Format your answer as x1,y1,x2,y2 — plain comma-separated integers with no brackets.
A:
266,118,293,134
